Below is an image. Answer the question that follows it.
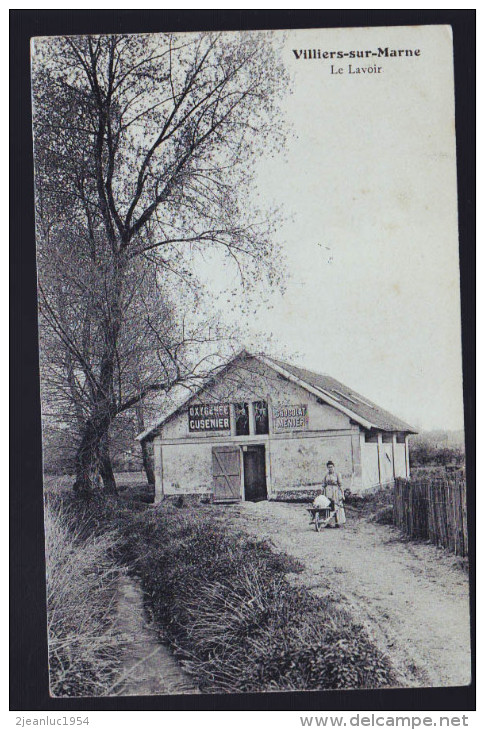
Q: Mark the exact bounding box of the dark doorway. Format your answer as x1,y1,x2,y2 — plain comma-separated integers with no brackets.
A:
243,445,267,501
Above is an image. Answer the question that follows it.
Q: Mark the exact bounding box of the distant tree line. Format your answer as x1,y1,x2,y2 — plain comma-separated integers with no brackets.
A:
408,431,465,468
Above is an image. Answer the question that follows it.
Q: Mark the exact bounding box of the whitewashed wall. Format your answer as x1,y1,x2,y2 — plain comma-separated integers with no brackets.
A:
380,440,394,484
161,442,213,496
270,434,354,493
394,441,407,477
361,440,380,489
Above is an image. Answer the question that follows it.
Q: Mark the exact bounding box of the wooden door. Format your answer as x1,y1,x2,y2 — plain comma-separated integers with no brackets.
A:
212,447,241,502
243,446,267,502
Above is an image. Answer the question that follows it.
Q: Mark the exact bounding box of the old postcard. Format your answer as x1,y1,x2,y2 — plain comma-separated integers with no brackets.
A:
30,24,470,698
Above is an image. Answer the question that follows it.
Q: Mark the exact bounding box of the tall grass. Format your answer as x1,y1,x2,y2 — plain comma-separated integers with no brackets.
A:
120,506,396,693
44,497,125,696
44,494,398,694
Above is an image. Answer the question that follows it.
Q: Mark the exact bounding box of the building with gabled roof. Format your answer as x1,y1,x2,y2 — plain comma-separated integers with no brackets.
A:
138,350,417,503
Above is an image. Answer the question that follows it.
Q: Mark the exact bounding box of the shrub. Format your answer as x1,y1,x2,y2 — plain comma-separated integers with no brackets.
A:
409,432,465,469
345,485,394,516
44,497,125,696
372,506,394,525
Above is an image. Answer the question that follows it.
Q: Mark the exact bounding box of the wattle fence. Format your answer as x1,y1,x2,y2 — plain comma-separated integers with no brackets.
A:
393,475,468,557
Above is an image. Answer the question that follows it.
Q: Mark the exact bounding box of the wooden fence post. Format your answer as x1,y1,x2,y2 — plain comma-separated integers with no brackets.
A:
392,474,467,557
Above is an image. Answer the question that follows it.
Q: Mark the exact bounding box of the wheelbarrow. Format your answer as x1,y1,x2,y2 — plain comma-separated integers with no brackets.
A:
307,505,338,532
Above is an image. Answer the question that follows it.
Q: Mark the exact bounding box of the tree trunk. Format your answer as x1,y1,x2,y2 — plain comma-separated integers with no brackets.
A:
73,255,124,499
73,408,118,496
99,432,118,494
141,439,155,487
134,387,155,487
73,419,103,497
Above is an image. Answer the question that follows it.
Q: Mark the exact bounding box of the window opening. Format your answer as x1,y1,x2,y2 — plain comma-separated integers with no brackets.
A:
235,402,250,436
253,400,269,435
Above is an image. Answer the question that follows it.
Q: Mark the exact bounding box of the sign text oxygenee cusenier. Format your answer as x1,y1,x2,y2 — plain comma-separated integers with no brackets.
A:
188,404,230,432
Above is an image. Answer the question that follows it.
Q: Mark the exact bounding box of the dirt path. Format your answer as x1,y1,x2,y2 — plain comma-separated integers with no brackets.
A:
112,575,199,696
224,501,471,688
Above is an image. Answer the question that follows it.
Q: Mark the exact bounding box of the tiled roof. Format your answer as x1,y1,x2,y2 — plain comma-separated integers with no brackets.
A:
265,356,417,433
137,350,417,440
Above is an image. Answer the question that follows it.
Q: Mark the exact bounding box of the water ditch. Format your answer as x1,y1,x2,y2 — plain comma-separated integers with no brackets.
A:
112,575,199,696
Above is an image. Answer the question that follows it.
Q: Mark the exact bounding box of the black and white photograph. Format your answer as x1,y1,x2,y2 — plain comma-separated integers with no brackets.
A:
17,15,473,707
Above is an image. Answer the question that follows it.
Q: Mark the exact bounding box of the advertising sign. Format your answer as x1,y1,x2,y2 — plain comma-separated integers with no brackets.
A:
188,403,230,432
273,404,309,432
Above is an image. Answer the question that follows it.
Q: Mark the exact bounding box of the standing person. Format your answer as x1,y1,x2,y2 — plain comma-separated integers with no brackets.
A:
324,461,346,527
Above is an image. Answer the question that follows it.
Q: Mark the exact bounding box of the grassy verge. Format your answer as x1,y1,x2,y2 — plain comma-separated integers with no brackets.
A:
45,491,398,694
44,494,126,696
117,503,397,693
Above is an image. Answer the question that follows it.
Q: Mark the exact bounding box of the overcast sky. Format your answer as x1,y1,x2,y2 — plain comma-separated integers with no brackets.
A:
201,25,464,432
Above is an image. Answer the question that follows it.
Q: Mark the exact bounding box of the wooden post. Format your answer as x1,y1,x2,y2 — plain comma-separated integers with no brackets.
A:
267,395,274,436
359,431,366,490
391,433,397,480
265,443,272,499
229,403,237,436
377,432,383,486
239,446,245,501
248,401,256,436
350,431,362,491
405,434,410,478
393,473,467,558
153,436,164,503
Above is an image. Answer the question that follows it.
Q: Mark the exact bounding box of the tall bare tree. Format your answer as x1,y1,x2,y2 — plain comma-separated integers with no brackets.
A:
32,31,287,495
